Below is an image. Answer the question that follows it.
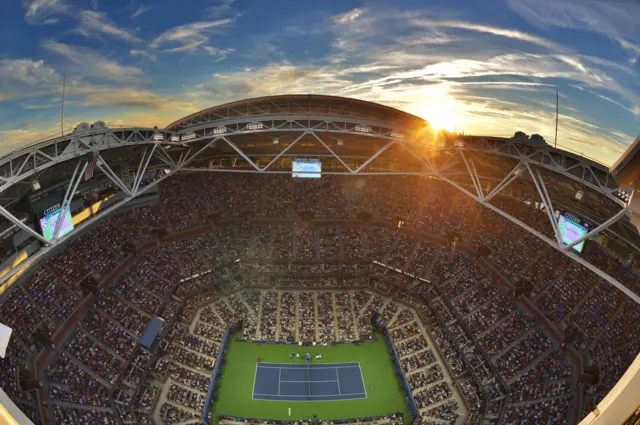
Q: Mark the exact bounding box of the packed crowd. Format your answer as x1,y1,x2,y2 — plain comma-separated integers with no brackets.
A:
0,173,637,425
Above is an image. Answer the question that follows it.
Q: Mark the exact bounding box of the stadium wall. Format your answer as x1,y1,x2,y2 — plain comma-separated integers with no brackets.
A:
202,321,242,424
371,312,420,421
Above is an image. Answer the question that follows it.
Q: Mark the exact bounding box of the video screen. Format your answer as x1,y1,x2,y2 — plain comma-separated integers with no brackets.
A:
292,158,321,178
39,206,74,241
558,215,587,253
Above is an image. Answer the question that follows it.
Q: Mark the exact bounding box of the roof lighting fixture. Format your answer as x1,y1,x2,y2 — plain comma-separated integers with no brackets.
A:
181,132,196,141
247,122,264,131
355,124,372,133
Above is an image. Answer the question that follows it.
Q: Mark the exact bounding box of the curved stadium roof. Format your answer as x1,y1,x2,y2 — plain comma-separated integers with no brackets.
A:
0,94,636,302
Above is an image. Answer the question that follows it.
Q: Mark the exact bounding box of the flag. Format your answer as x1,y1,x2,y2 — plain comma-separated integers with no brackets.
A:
84,150,99,182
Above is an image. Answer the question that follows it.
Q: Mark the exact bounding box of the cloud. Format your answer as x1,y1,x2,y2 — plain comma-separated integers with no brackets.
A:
91,0,97,10
77,10,142,44
130,49,157,62
42,40,143,82
207,0,237,18
184,64,352,107
23,0,70,24
507,0,640,60
131,5,149,18
412,19,568,53
0,58,61,88
334,8,366,24
151,18,233,55
581,88,639,116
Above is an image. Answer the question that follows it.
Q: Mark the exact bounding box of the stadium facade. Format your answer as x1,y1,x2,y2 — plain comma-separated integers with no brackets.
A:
0,94,637,425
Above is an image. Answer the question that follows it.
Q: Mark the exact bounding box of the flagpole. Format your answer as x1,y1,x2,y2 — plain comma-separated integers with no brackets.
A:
61,75,66,137
555,89,558,149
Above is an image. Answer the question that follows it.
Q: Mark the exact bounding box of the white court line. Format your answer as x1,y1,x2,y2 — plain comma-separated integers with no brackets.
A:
278,367,281,396
357,361,367,399
335,367,341,395
254,392,366,397
257,362,359,368
280,380,338,383
251,362,258,400
258,366,360,370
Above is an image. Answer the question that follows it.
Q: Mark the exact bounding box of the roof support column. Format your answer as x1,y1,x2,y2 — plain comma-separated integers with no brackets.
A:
309,132,353,173
220,136,261,171
263,132,308,171
178,138,218,170
355,140,397,173
483,163,523,203
562,208,628,251
0,206,50,245
132,145,156,195
97,158,132,196
460,150,484,201
526,163,563,245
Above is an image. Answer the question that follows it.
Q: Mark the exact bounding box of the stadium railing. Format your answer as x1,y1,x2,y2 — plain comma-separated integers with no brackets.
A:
202,321,242,424
371,312,420,421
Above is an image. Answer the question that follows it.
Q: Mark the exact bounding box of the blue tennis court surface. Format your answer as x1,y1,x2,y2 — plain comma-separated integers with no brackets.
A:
252,362,367,401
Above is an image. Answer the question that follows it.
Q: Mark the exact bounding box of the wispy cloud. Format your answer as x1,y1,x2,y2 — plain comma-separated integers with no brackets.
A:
130,49,156,62
412,19,568,53
42,40,143,82
507,0,640,61
131,5,149,18
207,0,237,18
23,0,70,24
574,85,639,116
151,18,233,55
77,10,143,44
334,8,366,24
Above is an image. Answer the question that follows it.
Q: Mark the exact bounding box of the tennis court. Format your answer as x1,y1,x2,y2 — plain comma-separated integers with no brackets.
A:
252,362,367,401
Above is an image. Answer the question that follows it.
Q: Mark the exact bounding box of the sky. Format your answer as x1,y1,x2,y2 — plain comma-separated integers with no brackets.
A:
0,0,638,166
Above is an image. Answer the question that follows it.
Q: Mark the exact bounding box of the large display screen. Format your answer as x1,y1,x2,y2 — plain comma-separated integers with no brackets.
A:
39,206,74,241
558,215,587,253
292,158,321,178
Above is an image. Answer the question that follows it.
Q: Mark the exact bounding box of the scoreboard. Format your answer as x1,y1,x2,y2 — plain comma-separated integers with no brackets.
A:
292,158,321,178
558,212,589,253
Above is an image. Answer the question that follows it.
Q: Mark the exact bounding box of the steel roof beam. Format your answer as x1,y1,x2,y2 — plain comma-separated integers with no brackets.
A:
132,145,156,195
309,132,353,173
97,157,132,196
483,163,523,203
562,208,628,251
220,136,261,171
460,150,484,201
262,132,308,171
527,163,562,245
53,161,86,240
0,205,50,245
437,172,640,305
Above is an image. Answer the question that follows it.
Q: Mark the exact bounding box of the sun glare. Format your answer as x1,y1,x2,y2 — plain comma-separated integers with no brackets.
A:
411,87,458,133
425,107,456,133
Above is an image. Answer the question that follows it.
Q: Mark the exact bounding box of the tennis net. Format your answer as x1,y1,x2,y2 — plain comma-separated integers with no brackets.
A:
308,364,312,399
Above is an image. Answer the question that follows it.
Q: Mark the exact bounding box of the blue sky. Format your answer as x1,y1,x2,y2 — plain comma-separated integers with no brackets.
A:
0,0,638,165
